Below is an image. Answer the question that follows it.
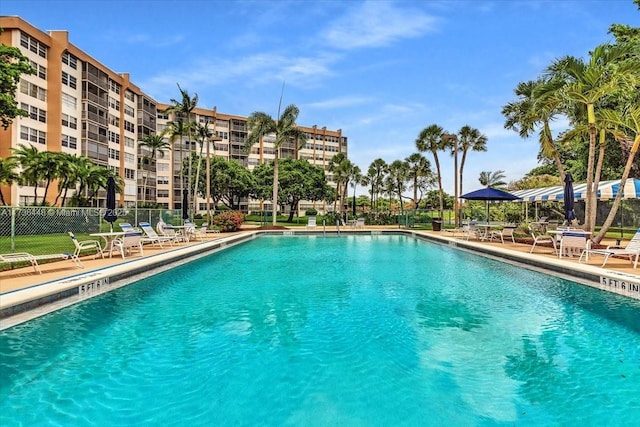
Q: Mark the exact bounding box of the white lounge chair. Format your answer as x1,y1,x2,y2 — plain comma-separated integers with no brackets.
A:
559,231,590,260
489,225,517,244
353,218,365,229
528,226,557,254
307,216,317,229
109,232,144,259
0,252,83,274
157,221,187,243
580,228,640,268
139,222,175,247
68,232,104,259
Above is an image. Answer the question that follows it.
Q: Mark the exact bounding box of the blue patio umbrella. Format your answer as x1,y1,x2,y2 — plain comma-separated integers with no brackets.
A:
103,176,118,231
564,173,576,223
182,189,189,220
460,187,521,223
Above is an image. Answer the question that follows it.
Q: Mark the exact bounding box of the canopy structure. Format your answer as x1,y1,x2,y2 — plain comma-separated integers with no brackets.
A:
511,178,640,202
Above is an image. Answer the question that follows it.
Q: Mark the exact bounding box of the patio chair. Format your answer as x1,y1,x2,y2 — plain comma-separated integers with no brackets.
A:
68,232,104,259
201,222,220,234
559,231,590,260
157,221,188,243
528,226,557,254
489,225,517,244
139,222,175,247
353,218,365,229
109,232,144,259
0,252,83,274
580,228,640,269
307,216,317,229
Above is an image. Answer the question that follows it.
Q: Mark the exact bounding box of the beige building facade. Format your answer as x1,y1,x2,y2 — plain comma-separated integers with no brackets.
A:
0,16,347,215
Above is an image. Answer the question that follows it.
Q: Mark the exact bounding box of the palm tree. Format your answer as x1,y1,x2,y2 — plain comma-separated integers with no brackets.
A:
502,78,567,186
0,156,19,205
245,104,307,225
387,160,410,211
165,119,190,210
546,42,636,231
163,84,198,216
327,152,351,216
367,158,387,211
456,125,487,196
12,144,44,205
479,170,507,188
193,120,212,214
405,153,432,208
53,152,78,206
138,130,170,206
348,164,362,217
416,124,446,218
591,105,640,243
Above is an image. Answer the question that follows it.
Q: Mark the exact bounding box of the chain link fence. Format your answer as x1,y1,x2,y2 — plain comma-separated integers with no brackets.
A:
0,207,185,256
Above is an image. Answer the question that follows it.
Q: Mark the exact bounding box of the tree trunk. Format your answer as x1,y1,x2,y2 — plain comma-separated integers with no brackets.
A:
434,155,444,219
272,151,279,226
593,136,640,244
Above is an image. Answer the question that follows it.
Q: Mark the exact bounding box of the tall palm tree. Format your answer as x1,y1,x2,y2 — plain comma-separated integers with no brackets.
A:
245,104,307,225
348,163,362,216
502,78,567,186
193,120,212,214
367,158,387,211
165,119,190,210
456,125,487,196
416,124,446,218
138,130,170,206
546,42,636,231
53,152,77,206
405,153,432,208
387,160,410,211
0,156,19,205
592,105,640,243
327,152,351,215
163,84,198,216
479,170,507,188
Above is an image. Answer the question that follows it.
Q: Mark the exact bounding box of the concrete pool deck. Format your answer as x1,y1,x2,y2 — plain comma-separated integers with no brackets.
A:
2,226,640,329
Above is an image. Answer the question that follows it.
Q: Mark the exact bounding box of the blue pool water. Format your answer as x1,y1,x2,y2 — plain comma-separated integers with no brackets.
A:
1,235,639,426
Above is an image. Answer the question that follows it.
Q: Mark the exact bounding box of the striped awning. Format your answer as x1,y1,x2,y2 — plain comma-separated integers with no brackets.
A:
511,178,640,202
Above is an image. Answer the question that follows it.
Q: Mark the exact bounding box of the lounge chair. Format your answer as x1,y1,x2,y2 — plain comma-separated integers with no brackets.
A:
0,252,83,274
109,232,144,259
201,222,220,234
580,228,640,268
307,216,317,229
489,225,517,244
157,221,187,243
138,222,175,247
559,231,590,260
68,232,104,259
528,226,557,254
353,218,365,229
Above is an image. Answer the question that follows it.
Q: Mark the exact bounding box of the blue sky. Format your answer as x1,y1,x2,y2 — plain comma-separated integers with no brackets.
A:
3,0,638,195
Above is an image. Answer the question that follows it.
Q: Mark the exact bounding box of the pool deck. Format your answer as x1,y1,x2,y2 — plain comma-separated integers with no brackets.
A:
2,226,640,329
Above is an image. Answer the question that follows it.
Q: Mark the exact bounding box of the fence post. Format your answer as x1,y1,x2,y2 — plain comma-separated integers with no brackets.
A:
11,206,16,252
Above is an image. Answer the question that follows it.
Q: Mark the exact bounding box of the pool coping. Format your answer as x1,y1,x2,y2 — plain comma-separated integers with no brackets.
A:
1,229,639,330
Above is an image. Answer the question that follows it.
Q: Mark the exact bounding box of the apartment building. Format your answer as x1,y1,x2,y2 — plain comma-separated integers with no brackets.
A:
0,16,347,214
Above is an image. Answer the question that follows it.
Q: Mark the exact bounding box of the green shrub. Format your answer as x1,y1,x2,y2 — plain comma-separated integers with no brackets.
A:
211,211,244,232
305,209,318,216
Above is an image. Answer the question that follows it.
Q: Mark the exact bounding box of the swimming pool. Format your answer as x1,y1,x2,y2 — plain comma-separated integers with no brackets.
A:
1,234,639,426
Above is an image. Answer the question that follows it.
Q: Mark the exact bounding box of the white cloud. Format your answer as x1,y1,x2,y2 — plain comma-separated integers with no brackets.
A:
322,0,438,49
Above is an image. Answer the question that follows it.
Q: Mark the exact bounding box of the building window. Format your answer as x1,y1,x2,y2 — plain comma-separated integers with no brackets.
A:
109,114,120,127
20,31,47,58
157,163,169,172
62,51,77,69
29,60,47,79
124,120,135,133
124,105,135,117
108,148,120,160
157,190,169,198
109,97,120,111
20,102,46,123
62,71,77,89
157,176,169,185
62,113,78,129
124,136,135,148
61,92,77,109
20,125,46,144
108,131,120,144
108,79,121,94
19,80,47,101
124,152,135,164
62,134,78,149
124,168,135,180
124,90,135,102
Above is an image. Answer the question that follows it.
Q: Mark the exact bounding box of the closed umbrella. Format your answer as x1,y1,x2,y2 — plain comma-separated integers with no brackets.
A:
182,189,189,220
460,187,521,223
103,176,118,231
563,173,576,224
